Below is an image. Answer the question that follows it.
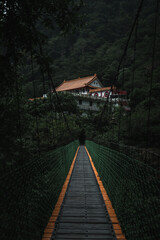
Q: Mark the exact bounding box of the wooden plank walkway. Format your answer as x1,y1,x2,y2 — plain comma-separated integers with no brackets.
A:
51,146,117,240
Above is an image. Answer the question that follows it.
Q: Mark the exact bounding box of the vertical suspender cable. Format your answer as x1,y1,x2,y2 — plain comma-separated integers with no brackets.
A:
47,68,74,140
116,0,144,80
12,36,23,164
31,50,40,156
128,20,138,145
147,0,159,147
98,0,144,129
40,68,51,147
118,61,125,143
15,64,23,163
47,71,62,140
38,43,54,147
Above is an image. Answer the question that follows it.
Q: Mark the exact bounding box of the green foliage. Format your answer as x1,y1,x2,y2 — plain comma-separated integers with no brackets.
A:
0,1,160,238
0,0,83,170
17,0,160,149
50,92,79,114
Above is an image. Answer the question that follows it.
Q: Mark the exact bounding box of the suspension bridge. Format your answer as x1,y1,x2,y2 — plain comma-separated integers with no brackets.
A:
43,146,125,240
1,0,160,239
1,140,159,240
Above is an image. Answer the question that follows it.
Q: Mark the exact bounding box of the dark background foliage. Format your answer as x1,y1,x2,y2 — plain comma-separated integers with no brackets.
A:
0,0,160,170
0,2,159,239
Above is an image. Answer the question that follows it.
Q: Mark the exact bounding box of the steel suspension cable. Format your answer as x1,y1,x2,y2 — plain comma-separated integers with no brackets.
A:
128,19,138,145
11,34,24,165
147,0,159,147
115,0,144,83
40,67,51,147
15,64,23,164
31,49,40,156
47,68,74,139
98,0,144,128
38,43,55,147
118,61,125,143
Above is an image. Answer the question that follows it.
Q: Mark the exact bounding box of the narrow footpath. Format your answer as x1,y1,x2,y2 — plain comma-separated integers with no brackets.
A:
51,146,117,240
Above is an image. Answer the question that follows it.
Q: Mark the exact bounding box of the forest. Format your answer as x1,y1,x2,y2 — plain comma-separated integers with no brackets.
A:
0,0,160,168
0,1,160,240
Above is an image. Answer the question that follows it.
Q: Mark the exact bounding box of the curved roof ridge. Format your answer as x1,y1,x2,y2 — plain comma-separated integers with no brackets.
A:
56,74,98,92
65,74,96,82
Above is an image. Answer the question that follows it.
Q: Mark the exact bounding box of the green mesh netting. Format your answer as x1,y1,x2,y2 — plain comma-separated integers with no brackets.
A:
86,140,160,240
0,140,78,240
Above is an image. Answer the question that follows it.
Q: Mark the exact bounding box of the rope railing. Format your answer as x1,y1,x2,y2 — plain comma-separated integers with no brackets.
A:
0,140,78,240
86,140,159,240
88,138,160,170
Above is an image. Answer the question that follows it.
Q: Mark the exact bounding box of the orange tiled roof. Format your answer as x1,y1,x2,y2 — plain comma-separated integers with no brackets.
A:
89,86,116,93
56,74,98,92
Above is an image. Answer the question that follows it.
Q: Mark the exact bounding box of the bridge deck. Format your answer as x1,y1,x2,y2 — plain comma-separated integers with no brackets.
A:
51,146,117,240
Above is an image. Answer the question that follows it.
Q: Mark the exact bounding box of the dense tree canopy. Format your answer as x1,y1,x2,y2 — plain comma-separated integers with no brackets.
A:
0,0,160,171
0,0,83,169
1,3,159,240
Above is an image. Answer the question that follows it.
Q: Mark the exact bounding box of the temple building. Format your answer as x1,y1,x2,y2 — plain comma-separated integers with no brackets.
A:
55,74,128,112
56,74,127,99
29,74,129,112
56,74,103,95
